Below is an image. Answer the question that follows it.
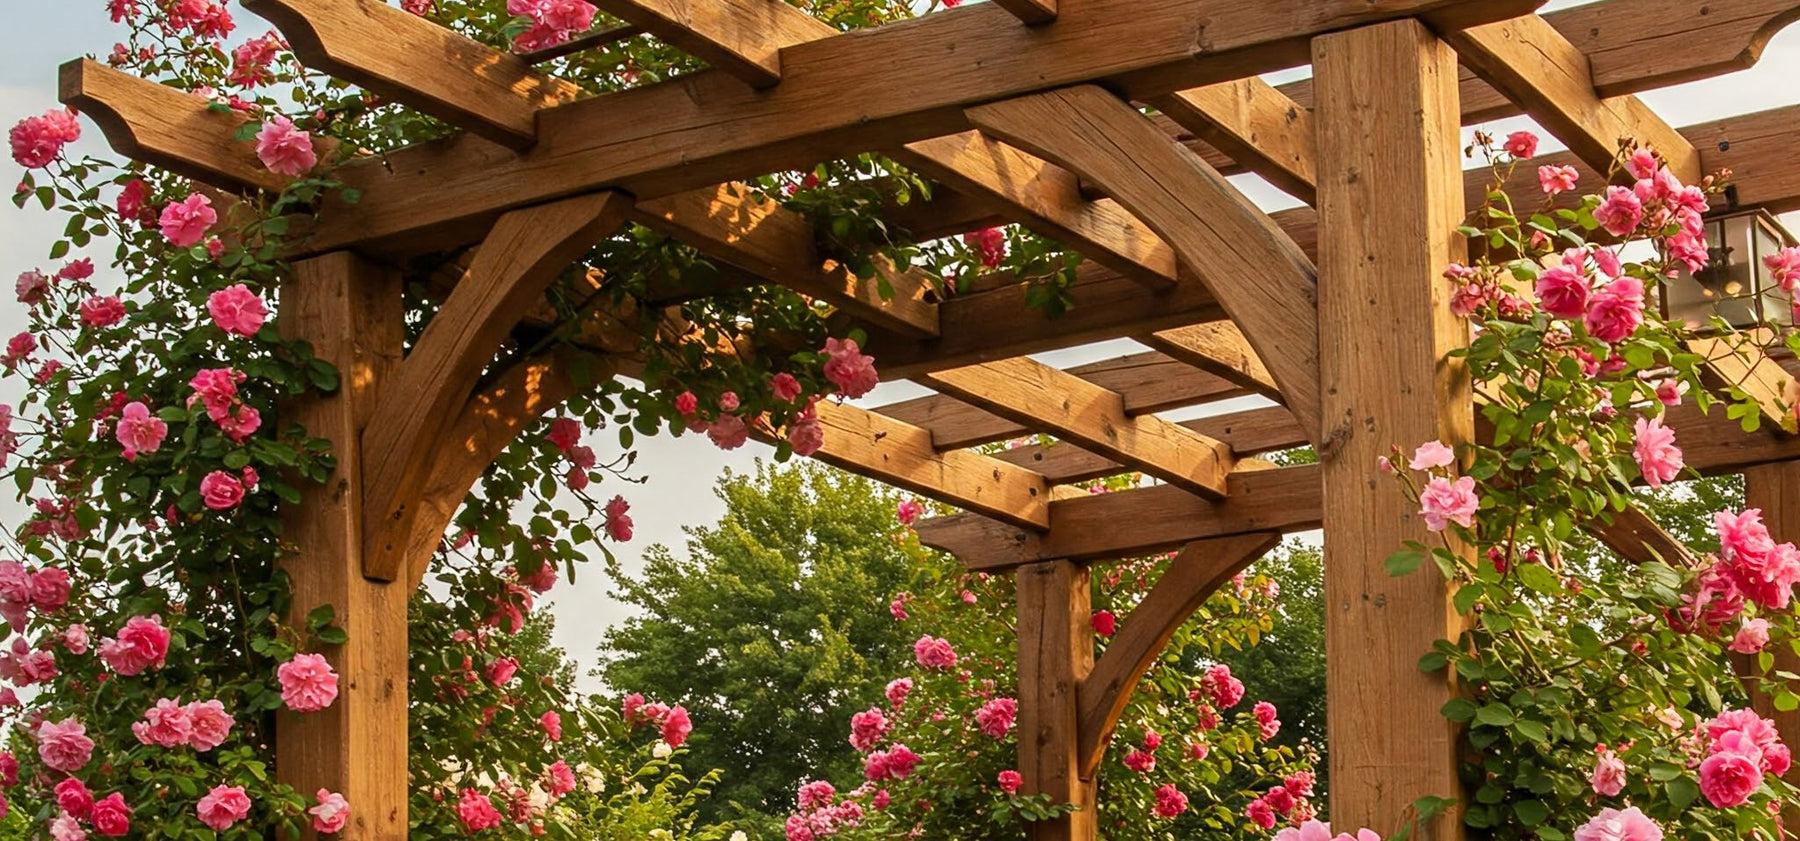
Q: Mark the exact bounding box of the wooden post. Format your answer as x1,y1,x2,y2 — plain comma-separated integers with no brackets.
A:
1313,19,1471,840
277,252,411,840
1016,561,1096,841
1746,461,1800,835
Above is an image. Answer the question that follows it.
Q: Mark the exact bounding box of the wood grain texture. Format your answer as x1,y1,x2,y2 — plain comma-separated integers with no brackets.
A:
1690,334,1800,434
361,192,632,582
1074,532,1279,777
1143,322,1282,403
966,86,1323,444
992,0,1057,24
634,183,939,337
297,0,1544,254
989,406,1304,483
241,0,583,148
1583,505,1694,567
921,357,1237,497
276,252,409,841
589,0,836,88
892,133,1178,289
1015,561,1097,841
1313,21,1469,839
1445,14,1701,183
1145,80,1317,204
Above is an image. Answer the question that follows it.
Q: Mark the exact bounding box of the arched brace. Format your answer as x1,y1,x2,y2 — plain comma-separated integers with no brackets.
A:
361,190,634,582
1074,531,1281,778
963,85,1322,444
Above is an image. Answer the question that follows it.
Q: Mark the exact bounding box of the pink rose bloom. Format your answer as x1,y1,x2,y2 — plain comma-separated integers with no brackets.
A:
1408,440,1455,471
997,769,1023,794
674,391,698,416
36,718,94,772
1152,784,1188,818
195,784,251,831
456,789,502,832
1699,751,1762,807
0,751,14,786
189,366,241,413
1534,266,1591,319
1205,663,1245,709
885,678,912,708
1122,749,1156,772
49,814,85,841
662,705,692,747
254,116,317,177
31,567,70,612
771,372,803,402
309,789,349,835
707,414,749,450
787,417,824,457
56,778,94,819
1595,187,1646,238
9,108,80,169
1091,609,1116,637
1276,822,1381,841
1284,771,1316,799
14,271,47,306
1584,277,1645,344
1731,617,1773,654
539,710,562,741
849,708,888,752
545,417,581,452
207,285,268,337
200,470,246,510
1632,416,1683,489
91,793,130,837
1765,247,1800,294
1418,475,1479,532
604,495,633,542
975,697,1017,739
132,697,195,748
822,338,879,399
486,656,519,687
159,194,217,248
99,615,170,675
115,401,168,461
1590,748,1627,797
544,760,577,798
883,744,920,779
185,699,234,751
798,779,836,811
63,624,89,655
401,0,433,13
896,498,924,526
278,652,340,713
1246,798,1278,830
1253,701,1281,740
913,636,957,670
963,227,1006,267
1539,164,1579,195
718,391,740,412
116,179,149,222
1503,131,1538,159
79,296,126,329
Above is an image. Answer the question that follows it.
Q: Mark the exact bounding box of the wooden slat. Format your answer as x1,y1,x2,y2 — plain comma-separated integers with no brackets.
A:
922,357,1236,497
633,184,939,337
965,85,1323,443
1142,322,1281,403
361,192,633,582
1074,533,1280,777
807,401,1053,530
294,0,1545,254
241,0,584,149
1689,334,1800,435
1445,13,1701,183
1584,505,1694,567
891,133,1178,289
993,0,1058,25
992,406,1303,483
1015,560,1097,841
1313,21,1469,837
588,0,835,88
1144,80,1316,204
518,23,647,64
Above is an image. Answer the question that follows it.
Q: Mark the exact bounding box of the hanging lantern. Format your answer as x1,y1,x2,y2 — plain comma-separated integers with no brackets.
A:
1660,208,1798,330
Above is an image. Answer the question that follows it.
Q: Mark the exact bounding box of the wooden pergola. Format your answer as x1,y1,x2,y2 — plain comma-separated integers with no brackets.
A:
55,0,1800,838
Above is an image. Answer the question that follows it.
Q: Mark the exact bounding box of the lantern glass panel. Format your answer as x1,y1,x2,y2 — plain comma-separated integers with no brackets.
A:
1665,215,1759,329
1754,214,1794,327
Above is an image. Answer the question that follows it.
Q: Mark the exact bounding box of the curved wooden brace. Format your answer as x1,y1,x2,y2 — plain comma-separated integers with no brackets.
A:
964,86,1323,445
362,191,633,582
589,0,836,89
1074,531,1281,777
1564,0,1800,99
241,0,583,149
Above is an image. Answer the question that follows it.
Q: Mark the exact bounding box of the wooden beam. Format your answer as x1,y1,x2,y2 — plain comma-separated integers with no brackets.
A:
276,252,409,839
1015,560,1097,841
361,192,632,582
588,0,835,88
807,401,1054,531
1142,322,1281,403
1444,13,1701,183
992,0,1057,25
240,0,583,149
633,184,939,338
992,406,1303,483
518,23,646,64
1583,505,1694,567
890,133,1178,289
1689,334,1800,435
920,357,1237,498
294,0,1545,254
965,85,1323,443
1313,21,1469,838
1144,80,1316,204
1075,533,1280,777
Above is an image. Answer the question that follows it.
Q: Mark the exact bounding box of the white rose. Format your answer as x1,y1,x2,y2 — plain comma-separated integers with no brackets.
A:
653,740,674,758
731,832,749,841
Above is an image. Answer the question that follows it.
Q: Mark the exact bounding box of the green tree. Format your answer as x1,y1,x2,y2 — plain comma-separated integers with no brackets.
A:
1218,542,1328,752
596,461,917,825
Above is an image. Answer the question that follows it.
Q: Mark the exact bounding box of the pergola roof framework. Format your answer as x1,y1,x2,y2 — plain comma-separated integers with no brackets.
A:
59,0,1800,838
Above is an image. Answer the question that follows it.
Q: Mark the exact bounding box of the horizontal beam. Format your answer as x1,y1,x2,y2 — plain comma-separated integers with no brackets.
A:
1144,79,1316,204
589,0,836,88
1142,322,1281,403
992,406,1304,484
1690,334,1800,435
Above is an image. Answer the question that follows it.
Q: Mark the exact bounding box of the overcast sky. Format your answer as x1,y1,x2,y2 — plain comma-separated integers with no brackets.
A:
2,0,1797,691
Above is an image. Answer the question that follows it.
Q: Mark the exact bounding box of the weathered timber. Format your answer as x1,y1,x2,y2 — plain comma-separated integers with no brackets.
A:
1016,560,1097,841
1142,322,1282,403
1144,80,1316,204
587,0,835,88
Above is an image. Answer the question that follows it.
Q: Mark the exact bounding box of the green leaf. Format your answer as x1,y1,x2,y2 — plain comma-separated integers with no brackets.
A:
1474,703,1515,727
1513,800,1549,826
1517,563,1560,595
1440,698,1478,723
1384,549,1425,577
304,604,335,632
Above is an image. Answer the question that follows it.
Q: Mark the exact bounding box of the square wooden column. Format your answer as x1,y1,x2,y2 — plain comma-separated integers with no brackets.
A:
1313,19,1472,840
277,252,411,840
1016,560,1097,841
1746,461,1800,835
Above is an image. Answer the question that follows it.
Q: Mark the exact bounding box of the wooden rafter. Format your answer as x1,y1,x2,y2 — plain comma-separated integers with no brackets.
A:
517,23,646,64
991,0,1057,25
1075,532,1280,777
361,192,633,582
1141,322,1282,404
920,357,1238,498
241,0,584,149
1144,80,1317,204
1445,13,1701,182
965,85,1323,443
1584,505,1695,567
993,406,1303,484
1689,333,1800,435
890,133,1178,289
588,0,835,88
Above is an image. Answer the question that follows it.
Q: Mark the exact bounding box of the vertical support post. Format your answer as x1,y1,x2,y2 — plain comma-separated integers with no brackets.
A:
277,252,410,840
1313,19,1471,840
1016,560,1097,841
1746,461,1800,834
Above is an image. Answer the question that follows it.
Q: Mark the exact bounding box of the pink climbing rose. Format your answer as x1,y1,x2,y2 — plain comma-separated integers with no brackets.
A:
199,470,246,511
912,636,957,670
822,337,879,399
196,784,252,831
56,777,94,819
540,710,563,741
9,108,80,169
1538,164,1580,196
254,116,316,177
1590,746,1627,797
1632,416,1683,489
1584,277,1646,344
185,699,234,751
772,372,803,402
997,770,1023,794
849,708,888,752
278,652,340,713
974,697,1017,739
896,498,924,526
35,718,94,773
1766,247,1800,293
1594,187,1646,239
78,296,125,329
1698,750,1761,808
1152,784,1189,818
604,495,633,542
1418,476,1478,532
91,793,131,837
159,194,217,248
132,697,194,748
309,790,350,834
1091,609,1116,637
99,615,170,675
115,401,167,461
1503,130,1538,159
1276,821,1381,841
207,284,268,337
1408,440,1455,471
707,414,749,450
1253,701,1281,740
1534,266,1591,320
456,788,502,832
662,705,693,748
1730,617,1772,654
